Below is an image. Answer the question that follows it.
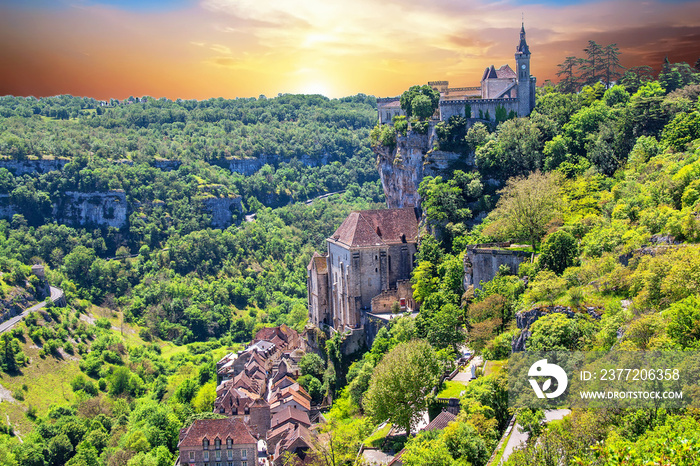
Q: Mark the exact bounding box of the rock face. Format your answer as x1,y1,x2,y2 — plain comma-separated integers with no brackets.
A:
463,243,531,290
225,154,330,176
54,191,128,228
0,159,69,175
201,195,243,229
0,194,16,219
374,128,468,208
512,306,602,352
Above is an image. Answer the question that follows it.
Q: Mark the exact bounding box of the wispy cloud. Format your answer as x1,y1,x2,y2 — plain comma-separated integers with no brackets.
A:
0,0,698,98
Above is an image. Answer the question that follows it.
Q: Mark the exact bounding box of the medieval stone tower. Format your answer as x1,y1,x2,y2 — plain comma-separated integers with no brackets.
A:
515,22,535,117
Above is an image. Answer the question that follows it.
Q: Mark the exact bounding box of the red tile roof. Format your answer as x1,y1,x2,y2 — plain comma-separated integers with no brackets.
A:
178,417,257,448
329,208,419,248
270,406,312,429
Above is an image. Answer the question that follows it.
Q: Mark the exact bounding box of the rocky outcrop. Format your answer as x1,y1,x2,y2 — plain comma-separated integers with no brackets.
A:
0,194,16,219
374,128,468,208
152,159,182,171
225,154,330,176
512,306,602,352
0,159,69,175
201,195,243,229
53,191,128,228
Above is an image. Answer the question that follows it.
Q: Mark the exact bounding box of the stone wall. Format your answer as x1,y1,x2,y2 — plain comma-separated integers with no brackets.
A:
463,243,531,290
370,279,416,314
0,159,69,175
439,98,519,121
54,191,128,228
512,306,603,352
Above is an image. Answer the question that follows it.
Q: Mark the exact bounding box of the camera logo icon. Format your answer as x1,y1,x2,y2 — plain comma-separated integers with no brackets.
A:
528,359,568,399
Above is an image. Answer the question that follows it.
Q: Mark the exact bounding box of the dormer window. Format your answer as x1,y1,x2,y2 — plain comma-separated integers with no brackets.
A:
203,438,210,450
215,438,221,450
244,407,250,415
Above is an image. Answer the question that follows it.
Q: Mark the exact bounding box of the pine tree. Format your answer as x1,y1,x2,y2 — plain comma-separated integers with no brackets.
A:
556,56,583,93
601,43,625,88
581,41,605,86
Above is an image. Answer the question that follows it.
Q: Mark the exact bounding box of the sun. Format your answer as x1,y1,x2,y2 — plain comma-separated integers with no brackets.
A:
296,81,335,98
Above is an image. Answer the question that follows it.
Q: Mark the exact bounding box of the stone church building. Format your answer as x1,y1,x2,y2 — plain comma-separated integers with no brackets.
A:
307,207,420,333
377,24,536,124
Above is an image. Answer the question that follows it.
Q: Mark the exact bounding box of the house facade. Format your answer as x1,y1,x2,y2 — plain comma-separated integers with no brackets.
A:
178,417,257,466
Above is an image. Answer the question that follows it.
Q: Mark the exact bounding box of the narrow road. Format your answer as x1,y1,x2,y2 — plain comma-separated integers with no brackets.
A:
0,286,64,334
499,409,570,464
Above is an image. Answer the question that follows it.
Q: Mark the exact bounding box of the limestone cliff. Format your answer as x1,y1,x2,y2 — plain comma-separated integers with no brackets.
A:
225,154,330,176
374,127,468,208
53,191,128,228
201,195,243,229
0,158,69,175
511,306,602,352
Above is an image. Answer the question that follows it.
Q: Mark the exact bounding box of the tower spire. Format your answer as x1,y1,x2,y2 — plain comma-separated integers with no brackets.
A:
517,20,530,55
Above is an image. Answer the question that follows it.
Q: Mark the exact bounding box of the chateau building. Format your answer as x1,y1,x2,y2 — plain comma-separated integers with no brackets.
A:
377,24,536,124
307,207,419,332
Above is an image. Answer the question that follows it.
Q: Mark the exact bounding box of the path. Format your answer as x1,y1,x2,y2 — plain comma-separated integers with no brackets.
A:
500,409,571,464
0,286,64,334
244,190,345,223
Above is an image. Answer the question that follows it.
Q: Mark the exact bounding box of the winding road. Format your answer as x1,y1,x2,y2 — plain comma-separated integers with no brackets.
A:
0,286,64,334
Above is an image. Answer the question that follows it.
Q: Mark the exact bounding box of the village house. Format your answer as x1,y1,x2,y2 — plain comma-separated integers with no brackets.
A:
177,417,257,466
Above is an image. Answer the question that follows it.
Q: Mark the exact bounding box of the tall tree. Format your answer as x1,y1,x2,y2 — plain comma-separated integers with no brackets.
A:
363,340,441,437
601,43,625,88
556,56,583,93
580,41,605,86
483,171,562,253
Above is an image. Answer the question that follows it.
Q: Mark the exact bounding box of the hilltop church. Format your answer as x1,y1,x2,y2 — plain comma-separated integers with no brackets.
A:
377,24,536,124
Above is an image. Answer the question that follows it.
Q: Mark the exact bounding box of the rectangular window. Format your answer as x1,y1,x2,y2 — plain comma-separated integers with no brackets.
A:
203,451,209,461
189,451,195,461
216,451,221,460
242,449,247,459
242,462,248,466
227,450,233,460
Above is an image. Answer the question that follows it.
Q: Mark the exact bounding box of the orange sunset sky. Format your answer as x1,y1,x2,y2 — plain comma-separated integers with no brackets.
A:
1,0,699,100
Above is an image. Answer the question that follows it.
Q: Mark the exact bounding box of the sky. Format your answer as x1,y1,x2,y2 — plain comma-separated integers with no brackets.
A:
0,0,699,100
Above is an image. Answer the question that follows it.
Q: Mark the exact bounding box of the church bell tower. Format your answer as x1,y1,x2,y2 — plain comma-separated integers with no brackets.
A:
515,23,534,116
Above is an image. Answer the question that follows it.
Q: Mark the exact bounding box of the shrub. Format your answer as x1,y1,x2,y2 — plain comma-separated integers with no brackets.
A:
538,230,579,275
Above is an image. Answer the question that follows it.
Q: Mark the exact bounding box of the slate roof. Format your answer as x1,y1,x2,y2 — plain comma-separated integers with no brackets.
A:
178,417,257,448
423,410,457,432
495,64,517,79
329,207,419,248
482,64,517,81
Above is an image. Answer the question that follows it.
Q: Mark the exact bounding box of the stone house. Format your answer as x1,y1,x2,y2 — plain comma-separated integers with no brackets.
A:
178,417,257,466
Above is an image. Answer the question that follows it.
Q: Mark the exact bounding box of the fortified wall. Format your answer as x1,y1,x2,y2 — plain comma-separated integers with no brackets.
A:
463,243,531,290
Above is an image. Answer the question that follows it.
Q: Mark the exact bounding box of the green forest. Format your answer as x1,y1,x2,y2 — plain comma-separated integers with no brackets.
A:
0,50,699,466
